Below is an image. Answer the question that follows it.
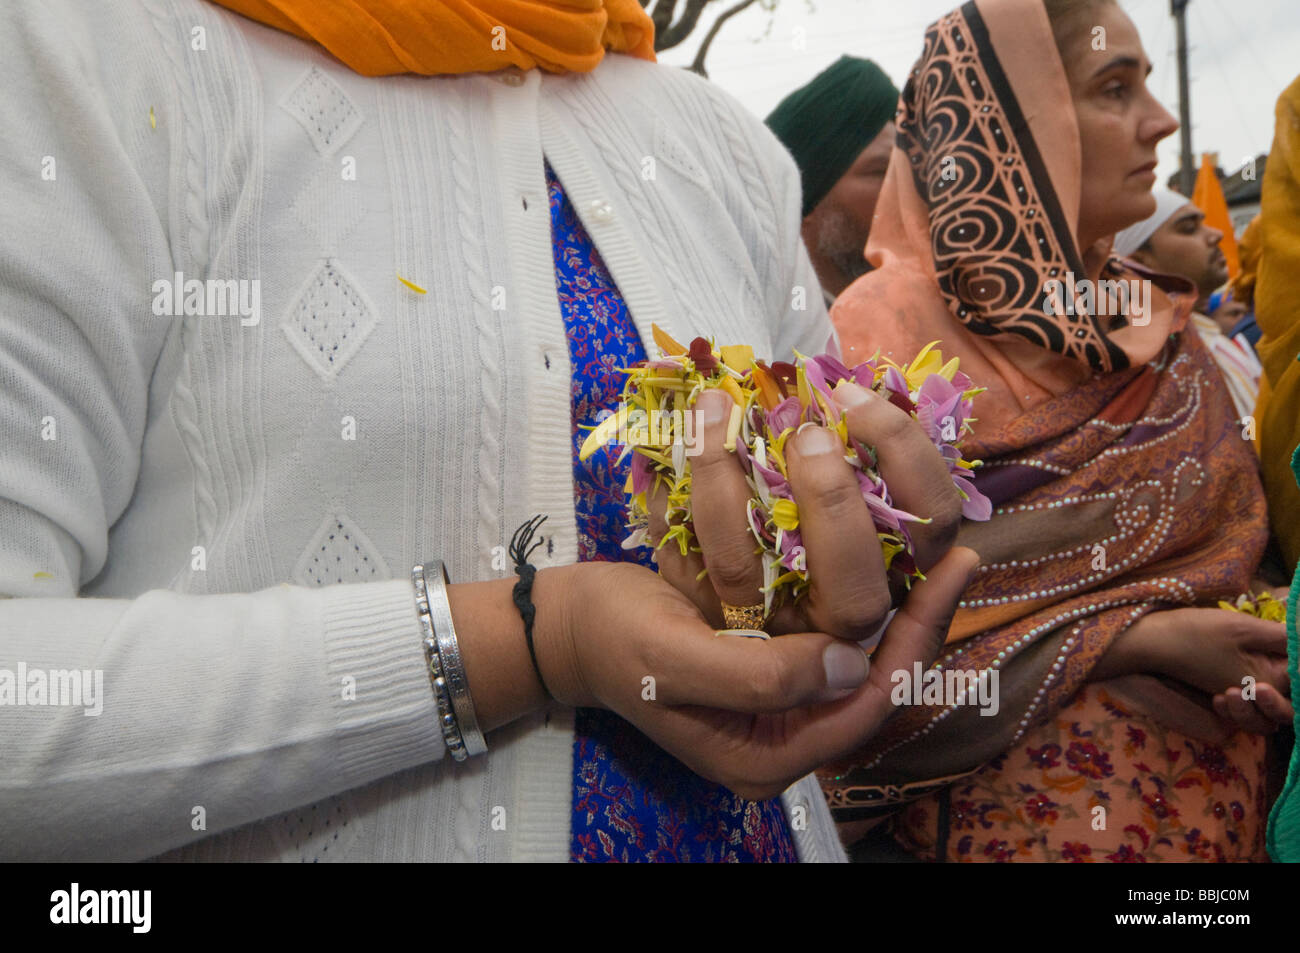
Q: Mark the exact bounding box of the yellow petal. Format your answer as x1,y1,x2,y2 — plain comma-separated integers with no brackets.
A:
718,376,744,407
33,571,53,580
651,323,686,356
796,364,811,409
149,106,156,130
771,498,800,531
397,274,427,294
912,340,941,369
578,406,629,461
881,539,904,569
720,344,754,373
635,447,673,469
723,401,743,452
938,356,961,381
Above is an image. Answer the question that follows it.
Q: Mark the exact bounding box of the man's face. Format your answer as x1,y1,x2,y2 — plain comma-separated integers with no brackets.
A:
802,122,894,284
1136,203,1229,301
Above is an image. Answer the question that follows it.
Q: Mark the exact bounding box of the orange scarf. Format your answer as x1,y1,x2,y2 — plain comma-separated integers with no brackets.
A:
208,0,656,76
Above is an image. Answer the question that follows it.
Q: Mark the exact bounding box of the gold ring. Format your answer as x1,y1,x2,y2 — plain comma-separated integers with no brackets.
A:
721,602,767,631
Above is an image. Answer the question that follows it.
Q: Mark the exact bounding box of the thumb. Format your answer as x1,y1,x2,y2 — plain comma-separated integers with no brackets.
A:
783,545,981,769
857,546,981,728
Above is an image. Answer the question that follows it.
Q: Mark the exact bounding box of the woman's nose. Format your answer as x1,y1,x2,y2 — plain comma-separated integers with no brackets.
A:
1140,99,1179,146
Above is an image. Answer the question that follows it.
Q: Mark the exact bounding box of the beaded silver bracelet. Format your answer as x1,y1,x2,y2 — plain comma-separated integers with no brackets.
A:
412,562,487,760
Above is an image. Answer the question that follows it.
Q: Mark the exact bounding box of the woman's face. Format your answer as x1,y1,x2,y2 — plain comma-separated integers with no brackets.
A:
1060,5,1179,251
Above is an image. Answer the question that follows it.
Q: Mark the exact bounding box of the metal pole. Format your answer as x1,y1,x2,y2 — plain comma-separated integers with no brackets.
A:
1172,0,1195,195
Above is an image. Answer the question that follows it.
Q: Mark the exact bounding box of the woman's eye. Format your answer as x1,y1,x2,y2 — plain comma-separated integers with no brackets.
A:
1103,82,1127,99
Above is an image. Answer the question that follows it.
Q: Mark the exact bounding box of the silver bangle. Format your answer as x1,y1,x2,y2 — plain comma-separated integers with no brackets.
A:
413,564,467,761
414,561,487,758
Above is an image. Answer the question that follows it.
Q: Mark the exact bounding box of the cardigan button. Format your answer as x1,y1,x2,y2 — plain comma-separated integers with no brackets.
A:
588,199,613,223
498,69,525,87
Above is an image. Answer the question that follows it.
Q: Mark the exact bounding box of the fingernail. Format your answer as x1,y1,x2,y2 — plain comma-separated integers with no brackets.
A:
823,641,870,692
795,424,839,457
832,380,874,409
697,390,730,427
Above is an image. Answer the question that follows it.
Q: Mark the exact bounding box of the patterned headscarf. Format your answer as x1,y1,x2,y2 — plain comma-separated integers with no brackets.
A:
834,0,1181,432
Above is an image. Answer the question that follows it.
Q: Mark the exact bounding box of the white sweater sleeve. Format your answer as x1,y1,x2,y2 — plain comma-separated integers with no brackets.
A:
0,1,444,862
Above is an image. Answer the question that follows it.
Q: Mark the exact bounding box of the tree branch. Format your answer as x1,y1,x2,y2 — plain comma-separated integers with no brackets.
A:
655,0,714,52
689,0,759,76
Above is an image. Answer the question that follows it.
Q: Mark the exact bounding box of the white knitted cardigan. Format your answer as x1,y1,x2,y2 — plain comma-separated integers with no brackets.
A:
0,0,846,862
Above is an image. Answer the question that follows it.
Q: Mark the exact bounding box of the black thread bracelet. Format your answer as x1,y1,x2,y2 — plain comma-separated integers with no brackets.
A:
509,514,549,697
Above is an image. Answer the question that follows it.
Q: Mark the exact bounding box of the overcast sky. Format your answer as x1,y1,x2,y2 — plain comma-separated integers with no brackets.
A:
657,0,1299,187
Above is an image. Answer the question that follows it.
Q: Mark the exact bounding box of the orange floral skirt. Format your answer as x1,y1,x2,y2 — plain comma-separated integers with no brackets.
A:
890,681,1270,862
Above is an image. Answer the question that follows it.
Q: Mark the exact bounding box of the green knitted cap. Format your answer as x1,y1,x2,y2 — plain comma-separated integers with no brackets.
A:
765,56,899,218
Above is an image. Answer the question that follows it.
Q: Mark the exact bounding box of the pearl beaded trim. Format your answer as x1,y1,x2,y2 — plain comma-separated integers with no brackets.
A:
855,351,1215,773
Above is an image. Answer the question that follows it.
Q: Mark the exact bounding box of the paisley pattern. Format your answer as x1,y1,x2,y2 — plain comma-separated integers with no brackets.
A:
546,159,797,862
820,327,1270,826
898,2,1127,370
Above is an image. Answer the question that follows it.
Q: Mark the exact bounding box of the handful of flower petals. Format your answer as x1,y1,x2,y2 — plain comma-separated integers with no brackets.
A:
1219,592,1288,623
578,325,992,621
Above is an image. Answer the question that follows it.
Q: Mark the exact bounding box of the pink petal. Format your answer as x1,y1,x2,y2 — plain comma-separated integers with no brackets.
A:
630,452,653,496
953,475,993,521
765,396,802,437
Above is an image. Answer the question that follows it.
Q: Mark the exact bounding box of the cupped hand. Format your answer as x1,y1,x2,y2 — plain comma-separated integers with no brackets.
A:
649,380,964,643
535,547,979,800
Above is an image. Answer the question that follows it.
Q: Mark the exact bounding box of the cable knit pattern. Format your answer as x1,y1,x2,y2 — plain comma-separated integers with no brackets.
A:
142,0,210,276
447,96,507,581
144,0,219,584
562,77,708,335
700,84,781,298
168,349,219,587
0,0,843,862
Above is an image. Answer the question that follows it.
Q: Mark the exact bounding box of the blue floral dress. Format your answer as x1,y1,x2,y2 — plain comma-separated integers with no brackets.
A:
546,160,797,862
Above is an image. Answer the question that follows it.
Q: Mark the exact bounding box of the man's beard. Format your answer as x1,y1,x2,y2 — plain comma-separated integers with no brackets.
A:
811,204,872,282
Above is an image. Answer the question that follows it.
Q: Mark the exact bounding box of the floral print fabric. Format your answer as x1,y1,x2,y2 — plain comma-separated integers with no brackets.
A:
890,682,1269,862
547,159,797,862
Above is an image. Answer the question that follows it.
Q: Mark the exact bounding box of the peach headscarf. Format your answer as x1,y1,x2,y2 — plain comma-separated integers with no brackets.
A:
832,0,1180,433
207,0,656,76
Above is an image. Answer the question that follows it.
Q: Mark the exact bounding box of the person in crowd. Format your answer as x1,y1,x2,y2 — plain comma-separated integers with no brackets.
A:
1113,189,1263,418
823,0,1291,862
1250,72,1300,863
1254,75,1300,577
766,56,899,307
1205,288,1249,338
0,0,974,862
1227,214,1263,347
